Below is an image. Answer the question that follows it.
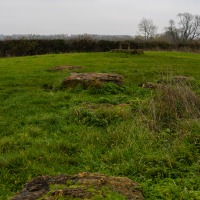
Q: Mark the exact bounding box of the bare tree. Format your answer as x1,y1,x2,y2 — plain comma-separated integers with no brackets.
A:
166,13,200,42
178,13,200,41
138,18,157,41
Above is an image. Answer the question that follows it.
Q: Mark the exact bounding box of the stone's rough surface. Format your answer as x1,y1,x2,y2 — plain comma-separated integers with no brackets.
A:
11,172,144,200
62,73,124,88
47,66,83,71
11,176,50,200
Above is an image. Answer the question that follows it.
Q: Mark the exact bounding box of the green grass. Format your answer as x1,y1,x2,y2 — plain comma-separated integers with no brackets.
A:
0,51,200,199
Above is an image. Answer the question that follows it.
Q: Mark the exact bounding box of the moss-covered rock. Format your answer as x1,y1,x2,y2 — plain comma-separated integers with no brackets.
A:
11,172,144,200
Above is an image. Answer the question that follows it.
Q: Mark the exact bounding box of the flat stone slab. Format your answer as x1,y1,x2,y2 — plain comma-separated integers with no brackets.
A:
11,172,144,200
62,73,124,88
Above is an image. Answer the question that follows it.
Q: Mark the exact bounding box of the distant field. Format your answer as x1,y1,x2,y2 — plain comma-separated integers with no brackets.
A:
0,51,200,199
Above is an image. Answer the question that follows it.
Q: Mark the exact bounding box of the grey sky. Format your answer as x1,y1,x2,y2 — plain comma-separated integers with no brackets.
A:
1,0,200,35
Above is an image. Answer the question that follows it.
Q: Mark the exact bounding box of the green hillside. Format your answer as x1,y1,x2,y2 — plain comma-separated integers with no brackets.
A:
0,51,200,199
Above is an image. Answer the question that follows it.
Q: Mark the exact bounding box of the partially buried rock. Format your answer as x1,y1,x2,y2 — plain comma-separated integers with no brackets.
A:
62,73,124,88
11,172,144,200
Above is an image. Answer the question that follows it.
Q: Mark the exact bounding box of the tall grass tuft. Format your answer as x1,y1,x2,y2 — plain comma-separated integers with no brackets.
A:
143,81,200,131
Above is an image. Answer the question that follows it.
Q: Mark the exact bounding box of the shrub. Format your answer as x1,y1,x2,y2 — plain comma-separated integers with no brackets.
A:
141,82,200,131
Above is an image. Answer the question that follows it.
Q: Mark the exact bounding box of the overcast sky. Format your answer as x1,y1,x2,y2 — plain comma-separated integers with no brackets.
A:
0,0,200,35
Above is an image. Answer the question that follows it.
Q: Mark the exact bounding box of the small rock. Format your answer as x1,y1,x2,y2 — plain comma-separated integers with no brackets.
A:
138,82,157,89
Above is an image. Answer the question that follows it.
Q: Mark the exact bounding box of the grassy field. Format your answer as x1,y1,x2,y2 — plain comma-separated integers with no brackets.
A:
0,51,200,199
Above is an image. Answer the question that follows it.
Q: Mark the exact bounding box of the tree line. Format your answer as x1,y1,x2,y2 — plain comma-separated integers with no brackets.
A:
1,38,200,57
0,12,200,57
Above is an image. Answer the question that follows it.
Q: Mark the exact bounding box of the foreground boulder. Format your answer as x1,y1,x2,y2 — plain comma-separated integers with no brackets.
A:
62,73,124,88
11,172,144,200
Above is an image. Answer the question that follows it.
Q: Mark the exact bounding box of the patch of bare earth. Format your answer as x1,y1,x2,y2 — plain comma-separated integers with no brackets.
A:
11,172,144,200
47,66,83,72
